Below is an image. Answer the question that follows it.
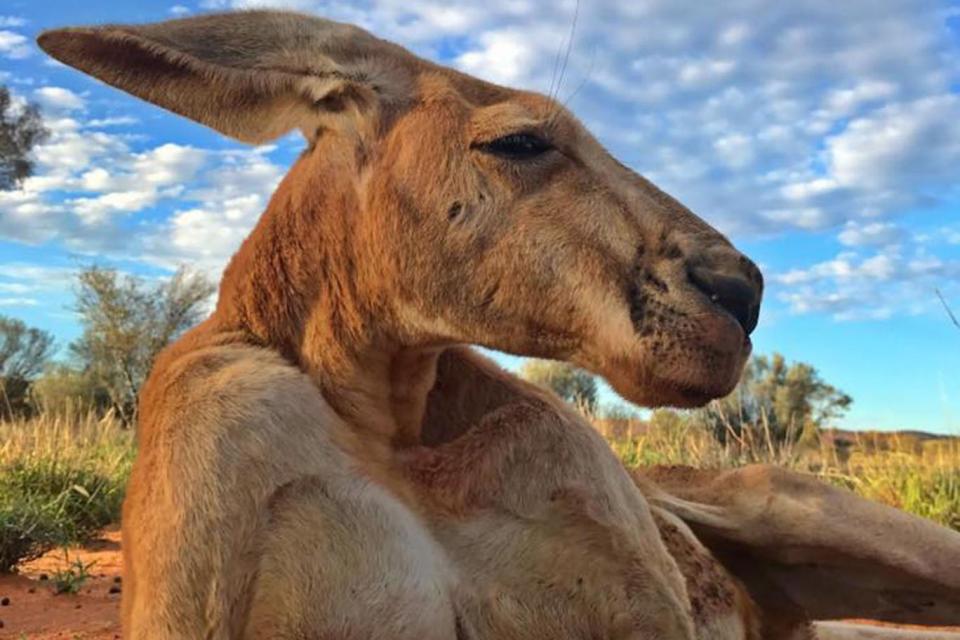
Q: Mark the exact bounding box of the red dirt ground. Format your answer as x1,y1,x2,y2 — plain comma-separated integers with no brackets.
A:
0,528,121,639
1,529,958,639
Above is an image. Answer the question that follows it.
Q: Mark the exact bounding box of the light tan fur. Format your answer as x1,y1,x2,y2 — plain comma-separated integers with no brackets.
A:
37,10,960,639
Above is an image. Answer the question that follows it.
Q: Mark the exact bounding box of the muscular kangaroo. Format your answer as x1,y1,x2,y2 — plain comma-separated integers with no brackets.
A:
38,11,960,639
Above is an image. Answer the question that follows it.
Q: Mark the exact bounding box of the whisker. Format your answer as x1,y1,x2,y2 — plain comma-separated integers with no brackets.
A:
554,0,581,102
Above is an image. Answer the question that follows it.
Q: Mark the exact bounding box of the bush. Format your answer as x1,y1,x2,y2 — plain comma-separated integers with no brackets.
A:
519,359,598,414
0,410,133,571
30,364,111,416
602,413,960,533
0,460,125,570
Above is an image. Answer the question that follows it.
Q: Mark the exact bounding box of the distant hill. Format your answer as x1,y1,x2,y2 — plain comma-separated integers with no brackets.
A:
592,420,959,454
820,428,959,456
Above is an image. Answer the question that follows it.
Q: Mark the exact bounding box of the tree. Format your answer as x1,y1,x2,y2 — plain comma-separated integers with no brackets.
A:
0,85,49,190
519,359,598,414
694,352,852,449
0,315,56,417
31,364,110,416
70,265,215,424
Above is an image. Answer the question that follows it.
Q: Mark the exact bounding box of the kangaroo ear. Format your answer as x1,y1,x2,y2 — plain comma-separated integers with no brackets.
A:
37,11,418,144
636,465,960,628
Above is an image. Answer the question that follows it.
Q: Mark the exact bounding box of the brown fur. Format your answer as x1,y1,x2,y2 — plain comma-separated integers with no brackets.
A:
36,10,960,640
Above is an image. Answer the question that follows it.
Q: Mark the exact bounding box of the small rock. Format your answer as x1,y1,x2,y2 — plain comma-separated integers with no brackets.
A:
39,574,48,581
27,587,35,594
0,618,4,628
109,584,122,594
75,603,82,609
0,596,9,606
113,576,122,584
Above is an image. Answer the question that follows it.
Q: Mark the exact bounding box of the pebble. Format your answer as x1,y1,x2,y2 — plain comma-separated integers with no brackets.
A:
0,596,9,606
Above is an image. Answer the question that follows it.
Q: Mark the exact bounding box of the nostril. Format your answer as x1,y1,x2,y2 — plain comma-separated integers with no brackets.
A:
687,265,760,335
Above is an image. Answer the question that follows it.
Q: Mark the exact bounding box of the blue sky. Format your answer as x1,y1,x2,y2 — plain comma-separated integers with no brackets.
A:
1,0,959,432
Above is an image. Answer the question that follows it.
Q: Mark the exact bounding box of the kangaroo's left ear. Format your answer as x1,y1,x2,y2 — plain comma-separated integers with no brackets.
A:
38,10,419,144
635,465,960,628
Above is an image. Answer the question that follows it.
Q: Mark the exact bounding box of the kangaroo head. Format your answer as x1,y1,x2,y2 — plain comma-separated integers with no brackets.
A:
39,10,762,412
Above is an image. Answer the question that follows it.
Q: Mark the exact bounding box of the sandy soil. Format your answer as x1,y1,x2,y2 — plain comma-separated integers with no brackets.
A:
1,529,958,639
0,528,121,639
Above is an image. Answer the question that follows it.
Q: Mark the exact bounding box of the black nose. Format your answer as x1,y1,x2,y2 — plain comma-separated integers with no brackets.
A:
687,262,762,335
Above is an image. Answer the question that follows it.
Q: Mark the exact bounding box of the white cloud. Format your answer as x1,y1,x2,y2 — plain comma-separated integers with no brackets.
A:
107,0,958,242
0,16,26,28
0,29,30,59
0,264,77,297
456,28,545,87
0,297,38,307
4,0,959,327
33,87,86,112
781,178,838,201
773,246,960,320
824,95,960,192
678,58,736,88
0,283,30,294
713,133,754,169
143,147,285,277
86,116,139,128
838,221,904,247
169,4,191,16
823,80,898,119
0,88,209,248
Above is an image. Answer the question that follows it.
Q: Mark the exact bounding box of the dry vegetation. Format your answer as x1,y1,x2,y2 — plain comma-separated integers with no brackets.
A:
0,403,956,574
0,407,133,571
601,414,960,531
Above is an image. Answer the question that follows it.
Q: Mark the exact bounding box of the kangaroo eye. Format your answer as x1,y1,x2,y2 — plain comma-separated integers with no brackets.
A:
474,132,553,160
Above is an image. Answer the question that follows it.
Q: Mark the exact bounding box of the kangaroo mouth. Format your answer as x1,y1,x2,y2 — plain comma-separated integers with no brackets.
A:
604,285,754,408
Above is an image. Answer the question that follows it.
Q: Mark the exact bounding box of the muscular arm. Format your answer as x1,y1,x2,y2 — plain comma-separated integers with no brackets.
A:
122,343,357,638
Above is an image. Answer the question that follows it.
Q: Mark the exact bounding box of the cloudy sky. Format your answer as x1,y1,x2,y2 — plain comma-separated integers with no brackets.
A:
1,0,959,431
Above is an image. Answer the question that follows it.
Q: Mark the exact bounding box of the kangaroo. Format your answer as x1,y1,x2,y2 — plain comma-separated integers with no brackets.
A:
38,10,960,639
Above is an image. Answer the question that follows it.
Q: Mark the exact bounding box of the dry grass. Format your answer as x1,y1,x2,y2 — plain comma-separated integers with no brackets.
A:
0,405,956,573
0,407,134,571
604,416,960,532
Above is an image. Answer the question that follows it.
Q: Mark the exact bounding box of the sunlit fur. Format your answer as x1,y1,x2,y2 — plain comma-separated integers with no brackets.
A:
37,10,960,640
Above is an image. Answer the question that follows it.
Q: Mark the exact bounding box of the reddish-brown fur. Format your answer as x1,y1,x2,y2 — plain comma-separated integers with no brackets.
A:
38,10,960,640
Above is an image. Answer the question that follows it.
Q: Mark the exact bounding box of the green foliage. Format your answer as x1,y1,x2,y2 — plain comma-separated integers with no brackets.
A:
518,359,598,414
0,411,133,572
0,315,56,418
834,450,960,531
70,265,215,423
604,413,960,532
0,316,55,380
694,352,852,449
600,349,953,533
0,85,49,191
30,364,111,416
0,459,127,572
51,551,96,594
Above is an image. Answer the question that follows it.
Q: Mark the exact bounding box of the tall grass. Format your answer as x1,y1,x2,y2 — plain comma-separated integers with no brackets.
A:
0,408,134,571
605,416,960,532
0,405,956,573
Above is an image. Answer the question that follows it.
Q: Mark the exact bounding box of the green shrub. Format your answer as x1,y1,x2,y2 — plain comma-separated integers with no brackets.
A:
0,458,128,571
603,414,960,532
0,410,133,571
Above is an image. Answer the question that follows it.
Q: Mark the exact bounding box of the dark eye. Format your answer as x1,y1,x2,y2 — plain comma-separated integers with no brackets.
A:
474,132,553,160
